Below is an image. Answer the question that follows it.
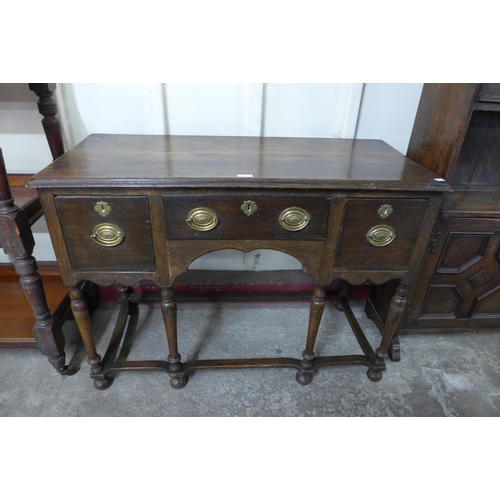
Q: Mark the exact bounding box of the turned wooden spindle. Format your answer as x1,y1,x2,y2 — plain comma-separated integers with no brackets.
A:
377,282,409,357
1,149,76,374
28,83,65,160
368,281,409,382
69,286,102,374
161,287,188,388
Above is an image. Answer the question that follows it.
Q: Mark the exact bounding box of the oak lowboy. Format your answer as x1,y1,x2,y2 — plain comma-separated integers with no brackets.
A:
28,134,451,389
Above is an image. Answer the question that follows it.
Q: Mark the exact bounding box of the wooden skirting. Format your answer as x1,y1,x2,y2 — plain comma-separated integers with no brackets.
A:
99,270,372,302
0,265,68,347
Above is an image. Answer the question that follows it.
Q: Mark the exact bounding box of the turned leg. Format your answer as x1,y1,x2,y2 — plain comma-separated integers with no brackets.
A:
368,281,409,382
28,83,65,160
161,287,188,389
69,285,111,390
297,286,326,385
14,255,78,375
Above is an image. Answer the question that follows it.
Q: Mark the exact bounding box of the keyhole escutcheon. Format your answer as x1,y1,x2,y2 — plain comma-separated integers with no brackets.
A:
241,200,258,216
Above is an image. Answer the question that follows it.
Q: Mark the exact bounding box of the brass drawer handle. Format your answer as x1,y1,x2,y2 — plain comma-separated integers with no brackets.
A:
91,223,124,247
186,207,219,232
367,225,396,247
279,207,310,232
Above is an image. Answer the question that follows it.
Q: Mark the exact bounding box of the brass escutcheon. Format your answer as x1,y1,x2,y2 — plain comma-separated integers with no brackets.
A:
94,201,111,217
279,207,311,232
91,223,124,247
366,225,396,247
241,200,258,216
377,204,393,219
186,207,219,232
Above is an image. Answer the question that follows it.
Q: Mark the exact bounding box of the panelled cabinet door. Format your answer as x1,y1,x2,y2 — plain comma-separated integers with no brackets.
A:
409,218,500,325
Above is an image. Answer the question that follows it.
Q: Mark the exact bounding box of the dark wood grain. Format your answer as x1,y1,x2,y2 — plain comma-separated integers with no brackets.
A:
164,195,331,240
405,218,500,326
335,198,428,270
296,286,326,385
441,191,500,218
371,83,500,335
0,273,68,347
0,148,76,373
28,83,65,160
30,135,449,388
28,135,449,192
55,196,156,272
0,88,78,377
450,110,492,186
406,83,478,181
468,112,500,187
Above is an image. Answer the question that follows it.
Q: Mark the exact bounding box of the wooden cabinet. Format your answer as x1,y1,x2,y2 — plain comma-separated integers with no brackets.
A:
368,84,500,336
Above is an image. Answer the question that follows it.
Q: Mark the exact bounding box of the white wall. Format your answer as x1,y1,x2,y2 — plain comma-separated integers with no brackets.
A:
60,83,167,147
62,83,364,145
355,83,424,154
0,84,53,174
0,83,424,268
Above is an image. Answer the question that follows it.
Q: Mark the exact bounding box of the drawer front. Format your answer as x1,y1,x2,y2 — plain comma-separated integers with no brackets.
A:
55,196,155,272
164,196,331,240
335,198,428,270
477,83,500,103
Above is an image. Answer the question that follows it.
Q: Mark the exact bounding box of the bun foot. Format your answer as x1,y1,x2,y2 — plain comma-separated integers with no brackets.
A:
389,336,401,362
296,371,313,385
49,355,79,376
367,368,383,382
170,374,189,389
93,376,113,390
59,364,79,376
334,301,343,311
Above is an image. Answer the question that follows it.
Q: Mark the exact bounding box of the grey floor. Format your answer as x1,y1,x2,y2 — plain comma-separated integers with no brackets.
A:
1,298,500,417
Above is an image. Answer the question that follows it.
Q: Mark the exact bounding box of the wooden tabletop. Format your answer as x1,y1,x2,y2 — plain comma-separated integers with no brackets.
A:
28,134,452,192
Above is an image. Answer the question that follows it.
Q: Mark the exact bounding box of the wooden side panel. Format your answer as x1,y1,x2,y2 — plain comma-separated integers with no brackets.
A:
0,273,68,346
403,217,500,330
468,112,500,187
406,83,478,180
450,110,492,186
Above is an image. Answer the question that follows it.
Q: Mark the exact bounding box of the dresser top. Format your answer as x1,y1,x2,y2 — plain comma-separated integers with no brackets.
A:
28,134,451,191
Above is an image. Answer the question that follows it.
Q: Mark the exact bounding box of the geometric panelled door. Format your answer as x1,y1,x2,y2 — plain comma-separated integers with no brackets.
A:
419,218,500,320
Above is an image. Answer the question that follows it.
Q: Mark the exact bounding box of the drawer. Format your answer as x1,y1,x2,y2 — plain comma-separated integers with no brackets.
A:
55,196,155,272
164,196,331,240
335,198,428,270
477,83,500,103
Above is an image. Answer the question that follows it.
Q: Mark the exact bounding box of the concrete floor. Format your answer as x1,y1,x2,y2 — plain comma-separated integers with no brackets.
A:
1,299,500,417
